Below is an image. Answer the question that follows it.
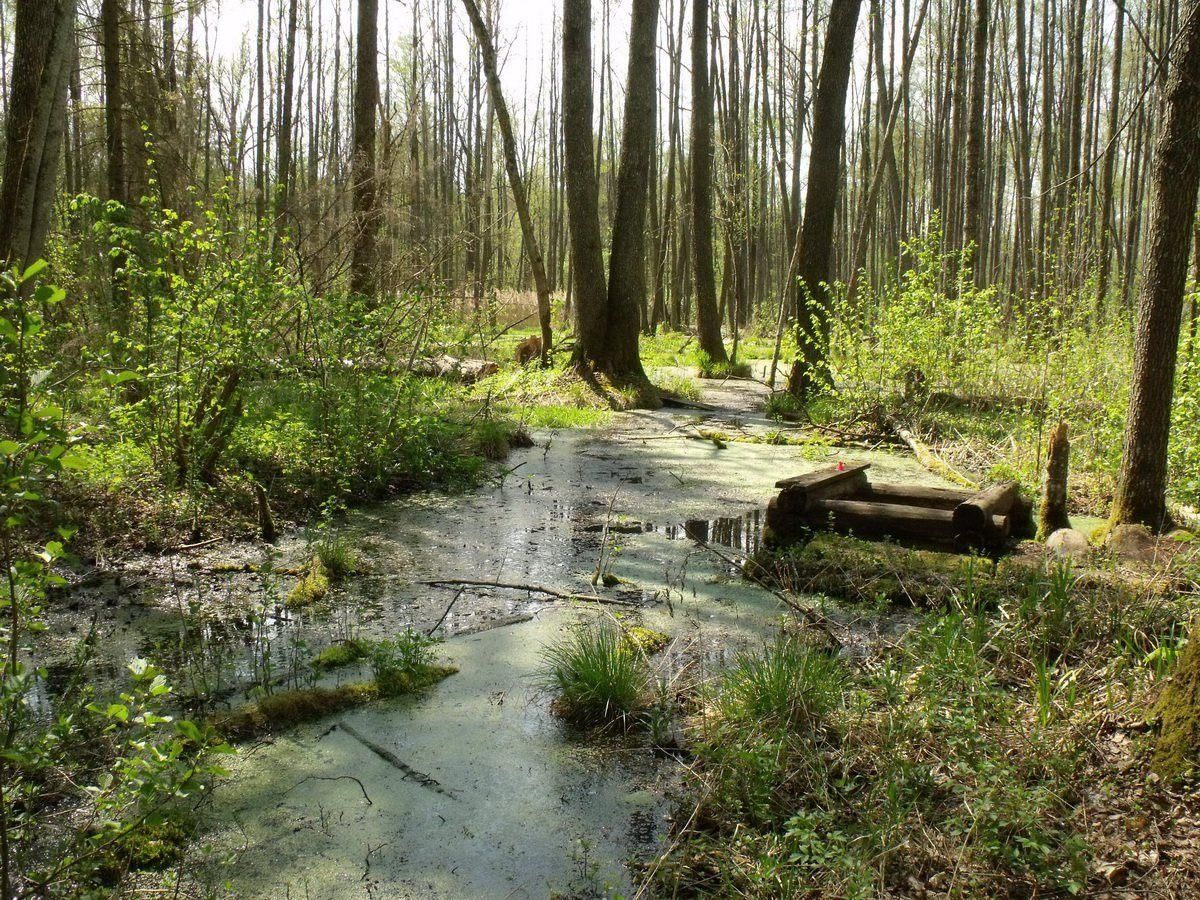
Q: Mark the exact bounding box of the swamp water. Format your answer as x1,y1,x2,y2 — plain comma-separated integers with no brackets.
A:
59,383,953,897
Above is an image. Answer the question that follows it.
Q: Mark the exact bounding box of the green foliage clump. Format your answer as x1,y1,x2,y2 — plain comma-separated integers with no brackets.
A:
539,623,651,726
696,350,752,380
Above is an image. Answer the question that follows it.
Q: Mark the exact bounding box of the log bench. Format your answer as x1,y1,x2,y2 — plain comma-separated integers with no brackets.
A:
764,462,1034,552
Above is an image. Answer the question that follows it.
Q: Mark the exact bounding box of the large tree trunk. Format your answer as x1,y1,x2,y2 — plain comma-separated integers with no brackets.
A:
1110,0,1200,531
787,0,862,399
0,0,75,273
563,0,609,368
461,0,553,363
349,0,380,300
963,0,988,278
690,0,729,364
603,0,659,380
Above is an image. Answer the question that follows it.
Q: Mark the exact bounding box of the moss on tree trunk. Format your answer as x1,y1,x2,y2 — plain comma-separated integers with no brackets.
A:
1153,619,1200,779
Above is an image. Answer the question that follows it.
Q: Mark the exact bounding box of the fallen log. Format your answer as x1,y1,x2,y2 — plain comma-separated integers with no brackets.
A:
890,421,980,489
419,579,639,607
861,481,972,510
953,482,1019,535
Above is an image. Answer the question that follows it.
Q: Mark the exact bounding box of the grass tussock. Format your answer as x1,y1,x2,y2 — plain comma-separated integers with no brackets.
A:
539,622,652,727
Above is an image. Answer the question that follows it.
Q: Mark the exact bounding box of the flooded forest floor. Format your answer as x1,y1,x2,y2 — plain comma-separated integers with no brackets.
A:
45,374,1200,897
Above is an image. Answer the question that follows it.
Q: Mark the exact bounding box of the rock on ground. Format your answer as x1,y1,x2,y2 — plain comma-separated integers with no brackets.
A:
1046,527,1090,560
1107,524,1160,563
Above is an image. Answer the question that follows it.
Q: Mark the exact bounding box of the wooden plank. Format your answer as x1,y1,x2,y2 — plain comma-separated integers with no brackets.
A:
774,462,870,514
775,461,870,491
952,482,1019,535
861,482,973,510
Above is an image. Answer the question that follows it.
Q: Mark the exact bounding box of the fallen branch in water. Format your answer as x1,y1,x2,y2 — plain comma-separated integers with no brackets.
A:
336,721,458,798
285,774,373,806
420,579,639,607
890,420,980,489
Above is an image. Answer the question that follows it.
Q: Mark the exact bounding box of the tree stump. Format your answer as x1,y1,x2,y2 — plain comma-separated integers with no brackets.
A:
1038,421,1071,539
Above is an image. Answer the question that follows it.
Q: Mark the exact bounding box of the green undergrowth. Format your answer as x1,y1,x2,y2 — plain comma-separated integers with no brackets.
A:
752,532,1184,612
660,560,1199,895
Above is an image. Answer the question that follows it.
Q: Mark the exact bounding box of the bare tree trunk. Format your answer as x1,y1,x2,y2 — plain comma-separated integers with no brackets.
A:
690,0,728,364
0,0,75,273
1111,0,1200,531
787,0,863,398
563,0,609,368
603,0,658,379
963,0,989,279
276,0,300,238
461,0,553,361
349,0,380,300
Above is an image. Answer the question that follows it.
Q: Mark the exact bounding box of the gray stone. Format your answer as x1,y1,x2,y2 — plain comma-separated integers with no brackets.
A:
1046,527,1090,559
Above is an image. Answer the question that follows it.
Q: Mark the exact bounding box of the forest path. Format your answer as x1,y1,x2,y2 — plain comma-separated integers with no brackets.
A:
180,377,943,897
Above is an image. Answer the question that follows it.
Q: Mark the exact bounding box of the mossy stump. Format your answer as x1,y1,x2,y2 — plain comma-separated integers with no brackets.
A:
1153,619,1200,779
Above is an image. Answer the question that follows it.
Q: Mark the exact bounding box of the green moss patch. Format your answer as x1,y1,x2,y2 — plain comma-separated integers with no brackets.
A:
1153,621,1200,779
310,638,371,671
623,625,670,655
214,664,457,740
287,558,330,608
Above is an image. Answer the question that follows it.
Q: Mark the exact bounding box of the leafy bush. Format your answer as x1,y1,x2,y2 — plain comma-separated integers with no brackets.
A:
1,266,229,894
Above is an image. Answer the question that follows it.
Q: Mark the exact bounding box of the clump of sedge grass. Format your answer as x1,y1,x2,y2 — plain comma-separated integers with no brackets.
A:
539,622,651,727
696,350,752,380
714,637,845,733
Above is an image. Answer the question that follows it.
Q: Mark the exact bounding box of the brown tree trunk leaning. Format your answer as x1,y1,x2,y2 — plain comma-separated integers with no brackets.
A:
349,0,380,301
690,0,729,365
563,0,609,369
787,0,863,399
461,0,554,363
1039,421,1071,538
603,0,659,381
1110,0,1200,532
0,0,75,274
